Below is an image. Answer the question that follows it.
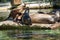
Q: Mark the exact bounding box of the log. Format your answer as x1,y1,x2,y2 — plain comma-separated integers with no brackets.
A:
1,20,60,29
30,13,55,24
8,10,55,24
0,20,52,28
7,3,55,24
50,23,60,29
0,20,19,26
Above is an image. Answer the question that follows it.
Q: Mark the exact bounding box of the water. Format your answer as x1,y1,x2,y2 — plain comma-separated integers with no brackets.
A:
0,30,60,40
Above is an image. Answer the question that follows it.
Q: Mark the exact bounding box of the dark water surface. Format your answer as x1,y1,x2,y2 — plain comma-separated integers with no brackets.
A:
0,29,60,40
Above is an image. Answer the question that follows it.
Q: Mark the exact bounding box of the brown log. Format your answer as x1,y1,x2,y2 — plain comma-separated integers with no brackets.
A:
1,20,60,29
50,23,60,29
30,13,55,24
0,20,52,28
0,20,19,26
8,2,55,24
7,9,55,24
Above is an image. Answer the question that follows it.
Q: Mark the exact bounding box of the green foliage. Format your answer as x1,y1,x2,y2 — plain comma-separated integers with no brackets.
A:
0,0,7,3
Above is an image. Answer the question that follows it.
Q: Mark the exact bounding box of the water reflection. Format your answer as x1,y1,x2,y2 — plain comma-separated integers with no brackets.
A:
0,30,59,40
7,30,32,40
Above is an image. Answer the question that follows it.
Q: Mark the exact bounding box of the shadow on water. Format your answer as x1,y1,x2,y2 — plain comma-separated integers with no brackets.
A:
7,30,32,40
3,29,60,40
0,25,60,40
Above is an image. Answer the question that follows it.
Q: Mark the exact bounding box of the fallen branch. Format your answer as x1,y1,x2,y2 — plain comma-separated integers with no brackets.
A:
0,20,53,29
1,20,60,29
50,23,60,29
0,20,19,26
